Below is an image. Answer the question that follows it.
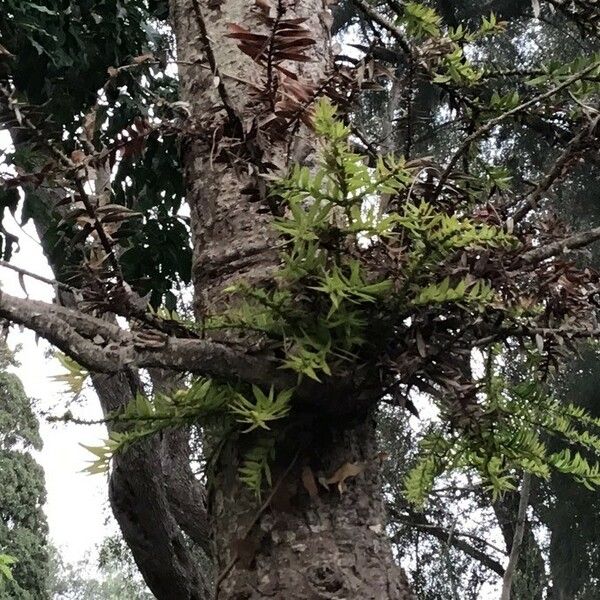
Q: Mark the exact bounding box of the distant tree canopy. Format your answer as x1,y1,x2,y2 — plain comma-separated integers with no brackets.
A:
0,348,49,600
48,536,153,600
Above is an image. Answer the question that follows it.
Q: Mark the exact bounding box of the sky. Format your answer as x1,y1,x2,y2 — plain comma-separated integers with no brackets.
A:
1,132,111,564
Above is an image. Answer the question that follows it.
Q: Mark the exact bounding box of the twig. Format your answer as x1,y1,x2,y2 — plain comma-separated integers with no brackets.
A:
0,260,79,292
0,84,125,283
73,178,124,284
391,513,505,576
500,473,532,600
265,0,285,109
190,0,242,129
432,60,600,200
520,225,600,263
351,0,412,56
513,114,600,222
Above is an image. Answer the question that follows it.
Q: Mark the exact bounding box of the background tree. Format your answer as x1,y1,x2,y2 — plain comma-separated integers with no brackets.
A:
328,2,600,598
322,1,600,598
48,536,153,600
0,345,50,599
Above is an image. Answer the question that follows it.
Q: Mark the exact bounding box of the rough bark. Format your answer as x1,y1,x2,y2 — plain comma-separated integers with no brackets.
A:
162,427,212,555
90,352,212,600
170,0,330,315
110,420,211,600
171,0,415,597
211,415,414,599
151,368,213,556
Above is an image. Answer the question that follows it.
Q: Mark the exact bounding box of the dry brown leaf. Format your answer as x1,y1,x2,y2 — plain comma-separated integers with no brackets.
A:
0,43,15,60
132,53,155,64
71,149,86,164
82,109,97,143
324,461,367,493
301,465,319,499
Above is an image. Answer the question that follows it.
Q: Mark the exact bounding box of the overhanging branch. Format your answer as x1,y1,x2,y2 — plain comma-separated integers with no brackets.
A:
0,290,288,387
521,226,600,263
391,510,505,577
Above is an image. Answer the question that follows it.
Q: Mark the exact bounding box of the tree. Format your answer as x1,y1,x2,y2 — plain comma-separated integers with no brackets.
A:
1,1,600,599
48,537,153,600
347,2,599,597
0,346,50,599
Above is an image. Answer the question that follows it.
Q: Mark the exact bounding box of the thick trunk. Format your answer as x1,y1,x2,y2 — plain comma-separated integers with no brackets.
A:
110,434,211,599
96,370,212,599
172,0,414,597
211,415,414,599
170,0,330,315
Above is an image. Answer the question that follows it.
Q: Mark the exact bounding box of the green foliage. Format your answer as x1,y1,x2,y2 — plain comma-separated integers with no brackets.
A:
397,4,505,85
50,352,89,400
1,0,189,307
238,434,277,497
403,2,443,38
0,358,49,599
82,82,600,513
335,1,600,597
91,99,523,496
0,555,16,583
48,541,153,600
83,378,231,474
84,379,292,497
411,277,494,307
405,350,600,506
230,386,293,433
0,371,41,450
222,99,517,384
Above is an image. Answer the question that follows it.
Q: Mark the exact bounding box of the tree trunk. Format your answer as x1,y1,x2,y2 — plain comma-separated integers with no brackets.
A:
211,414,413,599
493,490,546,600
171,0,414,597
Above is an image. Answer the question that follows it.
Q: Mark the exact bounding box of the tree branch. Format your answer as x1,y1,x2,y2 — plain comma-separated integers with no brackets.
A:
520,226,600,263
0,260,79,293
391,512,505,577
500,473,532,600
513,114,600,222
0,289,292,388
351,0,412,56
433,61,600,199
